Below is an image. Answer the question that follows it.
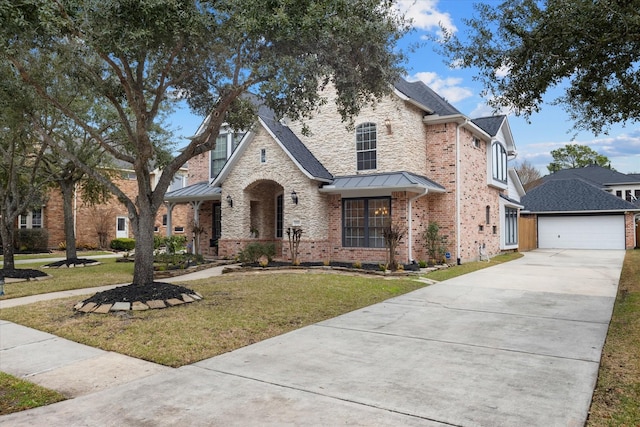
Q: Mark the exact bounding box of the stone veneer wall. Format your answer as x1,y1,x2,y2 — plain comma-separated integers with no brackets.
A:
217,126,331,261
288,85,428,177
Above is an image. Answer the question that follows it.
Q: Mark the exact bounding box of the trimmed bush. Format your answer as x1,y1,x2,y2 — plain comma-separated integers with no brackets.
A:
110,238,135,251
15,228,49,252
238,242,276,264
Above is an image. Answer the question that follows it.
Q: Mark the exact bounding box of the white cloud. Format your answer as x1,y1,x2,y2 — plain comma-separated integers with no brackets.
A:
410,71,473,103
469,101,512,118
516,129,640,174
396,0,457,38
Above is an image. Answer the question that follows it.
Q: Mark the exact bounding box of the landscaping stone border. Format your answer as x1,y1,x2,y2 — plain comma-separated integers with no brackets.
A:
73,291,203,313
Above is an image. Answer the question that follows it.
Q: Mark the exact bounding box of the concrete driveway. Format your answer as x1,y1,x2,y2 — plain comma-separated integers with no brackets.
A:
0,249,625,426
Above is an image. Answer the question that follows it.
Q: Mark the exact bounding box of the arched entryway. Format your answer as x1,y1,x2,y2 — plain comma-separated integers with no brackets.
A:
244,180,285,242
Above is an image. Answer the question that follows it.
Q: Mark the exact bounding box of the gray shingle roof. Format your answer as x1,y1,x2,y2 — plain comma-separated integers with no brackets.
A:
320,171,445,193
521,179,638,212
394,78,461,116
165,181,221,203
472,116,506,137
543,164,639,187
257,104,333,181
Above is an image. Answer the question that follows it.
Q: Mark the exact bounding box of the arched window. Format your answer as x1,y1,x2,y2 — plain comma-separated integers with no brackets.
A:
356,123,377,171
492,142,507,183
486,205,491,224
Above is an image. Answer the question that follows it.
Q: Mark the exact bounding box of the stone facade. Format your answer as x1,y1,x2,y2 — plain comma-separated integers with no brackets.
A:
183,82,518,264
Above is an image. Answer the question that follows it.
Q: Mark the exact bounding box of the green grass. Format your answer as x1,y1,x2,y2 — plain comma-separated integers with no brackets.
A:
0,372,65,415
422,251,523,282
588,249,640,426
0,258,134,299
0,273,425,367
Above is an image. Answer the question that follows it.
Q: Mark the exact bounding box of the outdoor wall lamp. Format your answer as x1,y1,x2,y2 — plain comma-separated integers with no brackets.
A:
291,190,298,205
385,117,392,134
226,194,233,207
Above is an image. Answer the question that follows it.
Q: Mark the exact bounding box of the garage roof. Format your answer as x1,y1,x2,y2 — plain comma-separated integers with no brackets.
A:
522,179,640,213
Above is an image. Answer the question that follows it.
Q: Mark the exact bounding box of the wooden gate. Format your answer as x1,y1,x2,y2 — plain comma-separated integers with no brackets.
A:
518,215,537,251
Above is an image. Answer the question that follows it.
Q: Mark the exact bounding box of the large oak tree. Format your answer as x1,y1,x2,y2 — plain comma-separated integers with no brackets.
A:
441,0,640,135
1,0,408,286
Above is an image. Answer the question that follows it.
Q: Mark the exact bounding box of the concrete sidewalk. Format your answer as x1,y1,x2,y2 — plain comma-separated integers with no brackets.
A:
0,249,625,426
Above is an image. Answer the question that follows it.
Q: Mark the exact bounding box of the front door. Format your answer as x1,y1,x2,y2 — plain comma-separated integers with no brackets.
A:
116,216,128,239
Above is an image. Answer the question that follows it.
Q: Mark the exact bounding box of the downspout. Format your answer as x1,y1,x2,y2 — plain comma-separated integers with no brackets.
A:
408,188,429,263
635,213,640,248
455,120,468,265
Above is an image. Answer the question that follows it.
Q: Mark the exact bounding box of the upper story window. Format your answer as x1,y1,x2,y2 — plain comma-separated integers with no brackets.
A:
169,173,186,192
356,122,377,171
492,142,507,183
210,131,246,179
211,133,228,178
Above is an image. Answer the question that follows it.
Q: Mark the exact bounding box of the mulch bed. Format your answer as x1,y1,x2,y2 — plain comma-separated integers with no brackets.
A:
82,282,197,305
1,268,49,280
74,282,203,313
242,261,421,272
43,258,100,268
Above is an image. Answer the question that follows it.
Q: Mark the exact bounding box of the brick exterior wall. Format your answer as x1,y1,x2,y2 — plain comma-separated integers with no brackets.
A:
42,174,190,250
192,85,512,263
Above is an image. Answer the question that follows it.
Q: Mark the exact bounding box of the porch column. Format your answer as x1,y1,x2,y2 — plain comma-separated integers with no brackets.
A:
165,202,175,237
189,200,203,254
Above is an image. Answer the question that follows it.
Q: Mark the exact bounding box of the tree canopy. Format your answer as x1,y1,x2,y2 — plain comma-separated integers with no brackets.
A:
441,0,640,135
1,0,408,285
547,144,611,173
514,159,541,190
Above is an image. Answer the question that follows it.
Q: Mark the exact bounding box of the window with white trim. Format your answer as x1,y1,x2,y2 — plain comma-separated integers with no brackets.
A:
505,207,518,245
169,173,186,192
19,208,42,229
492,142,507,183
210,133,228,178
356,123,377,171
342,197,390,248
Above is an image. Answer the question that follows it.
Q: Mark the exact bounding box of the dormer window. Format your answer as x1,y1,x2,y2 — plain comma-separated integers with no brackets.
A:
356,122,377,171
492,142,507,183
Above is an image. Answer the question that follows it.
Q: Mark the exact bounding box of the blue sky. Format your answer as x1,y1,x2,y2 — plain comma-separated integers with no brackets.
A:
169,0,640,175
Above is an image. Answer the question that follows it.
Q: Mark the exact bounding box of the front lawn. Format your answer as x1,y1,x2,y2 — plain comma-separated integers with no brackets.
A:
0,258,134,299
588,249,640,425
0,273,425,367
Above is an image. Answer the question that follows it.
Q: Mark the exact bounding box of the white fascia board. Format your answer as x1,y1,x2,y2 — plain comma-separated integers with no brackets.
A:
392,88,435,114
526,209,640,214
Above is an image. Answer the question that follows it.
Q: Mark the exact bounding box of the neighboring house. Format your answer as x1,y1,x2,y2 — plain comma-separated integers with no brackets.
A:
166,78,523,265
21,164,190,250
521,165,640,249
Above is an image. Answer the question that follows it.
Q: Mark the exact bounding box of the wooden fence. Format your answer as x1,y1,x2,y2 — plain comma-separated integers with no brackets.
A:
518,215,537,252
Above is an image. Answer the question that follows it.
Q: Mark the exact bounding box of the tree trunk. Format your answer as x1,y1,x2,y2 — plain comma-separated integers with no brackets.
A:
60,180,78,260
0,216,16,271
130,200,157,285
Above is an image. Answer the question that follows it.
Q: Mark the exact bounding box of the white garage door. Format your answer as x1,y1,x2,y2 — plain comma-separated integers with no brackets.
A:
538,215,625,249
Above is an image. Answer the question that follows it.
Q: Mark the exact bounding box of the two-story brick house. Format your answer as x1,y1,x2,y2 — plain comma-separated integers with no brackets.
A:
20,165,190,251
166,78,522,264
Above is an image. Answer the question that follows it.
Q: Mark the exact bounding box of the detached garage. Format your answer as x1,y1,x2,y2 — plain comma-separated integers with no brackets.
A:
538,215,625,250
522,179,640,250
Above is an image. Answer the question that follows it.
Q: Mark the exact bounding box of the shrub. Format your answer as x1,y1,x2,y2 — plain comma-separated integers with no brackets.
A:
238,242,276,264
15,228,49,252
418,260,427,268
110,238,135,251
